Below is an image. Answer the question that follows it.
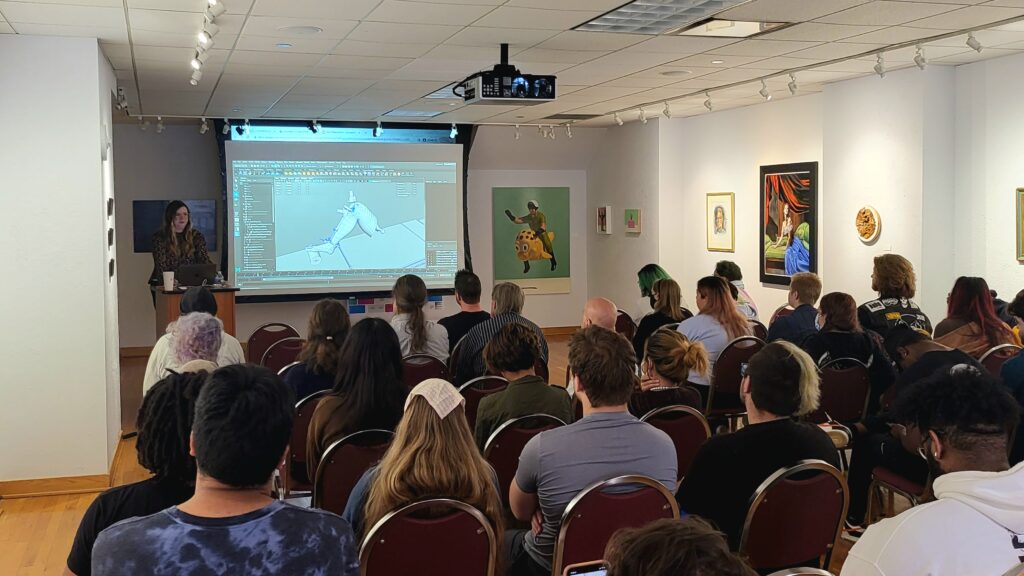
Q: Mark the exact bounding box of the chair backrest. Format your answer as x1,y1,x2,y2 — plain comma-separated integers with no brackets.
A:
765,569,834,576
247,322,300,363
277,361,302,377
750,320,768,341
360,498,497,576
535,357,550,383
552,475,679,576
708,336,765,416
261,336,304,373
1000,563,1024,576
980,344,1023,376
770,305,795,326
739,460,848,572
615,310,637,341
458,376,509,430
402,354,448,389
312,429,394,515
449,334,467,383
664,322,680,331
807,358,871,424
484,414,567,509
286,390,329,487
680,307,695,321
640,405,711,482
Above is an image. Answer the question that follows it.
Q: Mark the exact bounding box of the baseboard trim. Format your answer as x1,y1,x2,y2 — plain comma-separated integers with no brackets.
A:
542,326,578,337
0,474,110,499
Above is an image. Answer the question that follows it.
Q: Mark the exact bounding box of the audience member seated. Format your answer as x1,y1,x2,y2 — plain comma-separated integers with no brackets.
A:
390,274,449,360
677,276,752,393
67,372,207,576
676,341,838,549
714,260,758,320
91,365,359,576
306,318,408,481
633,278,687,360
343,378,504,540
454,282,549,385
844,327,979,535
582,296,618,330
439,269,490,353
767,272,822,345
803,292,896,415
934,276,1020,358
506,327,677,576
842,368,1022,576
142,287,244,393
604,517,756,576
1000,290,1024,464
474,323,572,450
630,328,708,417
634,263,673,323
857,254,932,337
284,298,350,400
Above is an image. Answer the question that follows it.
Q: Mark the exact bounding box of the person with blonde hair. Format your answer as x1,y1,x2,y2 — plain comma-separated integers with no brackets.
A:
630,328,708,416
284,298,350,399
676,341,839,549
767,271,821,345
858,254,932,337
677,277,752,393
632,278,689,360
343,379,504,546
390,274,449,360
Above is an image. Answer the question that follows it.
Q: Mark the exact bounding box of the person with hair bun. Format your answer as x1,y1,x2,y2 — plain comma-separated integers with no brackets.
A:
390,274,449,360
284,299,351,400
676,341,839,550
630,328,708,416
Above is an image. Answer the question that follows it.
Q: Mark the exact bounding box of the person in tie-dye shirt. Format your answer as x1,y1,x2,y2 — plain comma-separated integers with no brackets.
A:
92,364,359,576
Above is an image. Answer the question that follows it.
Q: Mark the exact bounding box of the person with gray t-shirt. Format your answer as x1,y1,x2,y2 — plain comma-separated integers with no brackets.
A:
506,327,677,576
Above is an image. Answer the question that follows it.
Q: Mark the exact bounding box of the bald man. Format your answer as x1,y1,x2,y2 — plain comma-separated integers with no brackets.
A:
582,297,618,331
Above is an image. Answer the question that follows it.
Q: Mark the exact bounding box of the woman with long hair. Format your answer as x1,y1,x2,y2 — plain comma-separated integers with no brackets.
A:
391,274,449,360
284,299,351,400
306,317,408,481
343,379,503,551
630,328,709,416
632,278,690,360
935,276,1019,358
676,277,751,391
802,292,896,415
149,200,212,286
634,264,673,322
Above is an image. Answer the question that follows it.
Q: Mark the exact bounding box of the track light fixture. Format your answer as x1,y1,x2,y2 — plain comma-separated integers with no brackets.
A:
759,79,772,101
373,121,383,138
138,117,148,131
198,22,220,45
190,69,202,86
788,73,798,95
205,3,226,19
548,125,556,140
222,119,230,135
663,101,672,119
199,117,209,134
914,45,927,70
155,116,165,134
190,51,210,70
566,123,573,139
234,118,249,136
703,91,713,112
514,124,520,140
310,120,321,133
639,106,647,124
614,112,623,126
967,31,983,53
449,123,458,139
874,53,886,78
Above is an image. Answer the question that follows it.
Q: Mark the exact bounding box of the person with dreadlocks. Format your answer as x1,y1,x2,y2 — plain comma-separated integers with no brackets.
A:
66,372,207,576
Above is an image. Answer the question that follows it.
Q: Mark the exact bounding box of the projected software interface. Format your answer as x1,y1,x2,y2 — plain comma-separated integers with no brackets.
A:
232,160,458,292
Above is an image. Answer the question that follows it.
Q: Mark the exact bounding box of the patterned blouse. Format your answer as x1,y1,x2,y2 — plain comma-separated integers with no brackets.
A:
149,230,211,283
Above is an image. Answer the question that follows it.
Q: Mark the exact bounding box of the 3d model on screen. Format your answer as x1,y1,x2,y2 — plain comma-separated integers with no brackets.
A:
306,191,384,264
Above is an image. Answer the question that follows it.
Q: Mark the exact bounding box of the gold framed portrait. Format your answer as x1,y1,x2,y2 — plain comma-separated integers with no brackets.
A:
707,192,734,252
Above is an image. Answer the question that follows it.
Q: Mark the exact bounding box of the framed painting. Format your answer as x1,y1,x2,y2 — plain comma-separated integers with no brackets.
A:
597,205,611,235
492,187,571,294
706,192,734,252
624,208,641,234
1017,188,1024,260
760,162,818,285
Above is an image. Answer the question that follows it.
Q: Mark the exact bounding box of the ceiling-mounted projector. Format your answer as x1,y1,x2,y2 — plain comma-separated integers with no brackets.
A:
457,43,556,106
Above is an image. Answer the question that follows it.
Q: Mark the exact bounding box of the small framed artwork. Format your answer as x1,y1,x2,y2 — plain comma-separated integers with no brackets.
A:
706,192,735,252
597,205,611,235
1017,188,1024,260
624,208,641,235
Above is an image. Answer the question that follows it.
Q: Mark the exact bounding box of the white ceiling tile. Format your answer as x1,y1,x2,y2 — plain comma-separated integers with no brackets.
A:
661,77,723,91
887,0,988,3
0,2,125,26
346,22,461,44
242,16,358,39
669,53,766,67
235,35,341,53
815,58,880,72
880,43,971,60
927,28,1024,46
130,30,202,48
785,41,883,59
931,46,1021,61
535,31,649,51
816,1,961,25
139,90,211,115
697,67,772,82
707,39,822,57
16,0,121,5
738,55,818,70
228,50,323,67
252,0,381,19
127,0,254,13
908,5,1024,28
985,0,1024,6
217,73,301,88
514,48,609,64
265,107,336,118
7,22,128,43
757,22,885,41
624,64,720,79
128,9,197,32
425,44,500,61
321,109,390,120
717,0,872,22
222,62,314,76
385,57,489,80
319,54,414,71
403,0,504,4
511,61,577,74
471,6,601,30
568,85,647,101
788,69,864,82
272,94,347,109
133,45,205,62
989,38,1024,48
365,1,494,25
839,25,950,43
504,0,627,9
623,36,742,54
332,39,435,58
288,77,375,96
444,26,559,47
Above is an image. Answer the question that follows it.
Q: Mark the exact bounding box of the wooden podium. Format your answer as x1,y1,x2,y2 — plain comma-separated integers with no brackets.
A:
153,285,239,339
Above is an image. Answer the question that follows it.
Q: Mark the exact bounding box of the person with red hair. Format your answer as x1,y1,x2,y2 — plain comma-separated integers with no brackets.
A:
934,277,1019,359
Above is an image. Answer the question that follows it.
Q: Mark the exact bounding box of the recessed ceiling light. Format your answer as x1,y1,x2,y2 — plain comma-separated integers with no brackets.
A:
711,59,725,64
575,0,750,35
276,42,293,49
448,102,457,106
276,25,323,35
659,70,692,77
678,19,789,38
231,107,242,112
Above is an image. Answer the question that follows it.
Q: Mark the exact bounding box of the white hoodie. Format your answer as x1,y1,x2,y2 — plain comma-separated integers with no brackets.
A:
842,461,1024,576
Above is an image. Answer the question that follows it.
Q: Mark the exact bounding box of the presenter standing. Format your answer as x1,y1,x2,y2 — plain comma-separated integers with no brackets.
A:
149,200,212,287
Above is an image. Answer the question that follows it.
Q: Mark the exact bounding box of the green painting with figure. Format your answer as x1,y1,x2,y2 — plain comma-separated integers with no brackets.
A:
492,187,571,283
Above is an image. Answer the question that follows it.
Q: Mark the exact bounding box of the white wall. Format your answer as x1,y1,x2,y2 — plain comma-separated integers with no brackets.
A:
0,35,119,481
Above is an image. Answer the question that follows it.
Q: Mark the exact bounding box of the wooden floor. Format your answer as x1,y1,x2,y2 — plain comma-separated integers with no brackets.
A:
0,334,853,574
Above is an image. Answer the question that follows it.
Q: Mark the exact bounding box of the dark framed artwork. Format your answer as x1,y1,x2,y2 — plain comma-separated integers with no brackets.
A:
760,162,818,285
1017,188,1024,261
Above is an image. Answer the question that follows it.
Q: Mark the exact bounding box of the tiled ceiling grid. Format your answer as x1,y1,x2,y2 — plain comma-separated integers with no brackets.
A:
2,0,1024,126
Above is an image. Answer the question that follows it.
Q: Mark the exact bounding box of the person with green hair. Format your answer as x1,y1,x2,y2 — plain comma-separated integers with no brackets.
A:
635,264,673,322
